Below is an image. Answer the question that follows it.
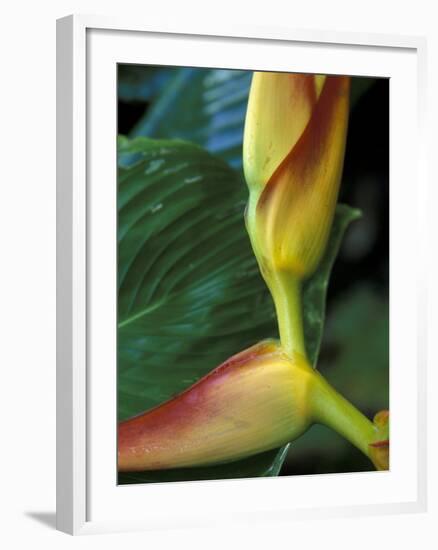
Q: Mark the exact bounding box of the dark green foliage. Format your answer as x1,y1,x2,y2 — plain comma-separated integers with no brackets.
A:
129,68,251,169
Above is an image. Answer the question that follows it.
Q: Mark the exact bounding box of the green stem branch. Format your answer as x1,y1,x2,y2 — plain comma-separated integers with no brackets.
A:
310,371,376,458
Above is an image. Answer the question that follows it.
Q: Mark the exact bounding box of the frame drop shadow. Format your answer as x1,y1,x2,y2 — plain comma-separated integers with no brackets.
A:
25,511,56,530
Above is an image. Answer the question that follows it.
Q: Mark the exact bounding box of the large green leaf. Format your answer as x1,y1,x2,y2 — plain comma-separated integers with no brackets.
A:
117,137,275,420
117,136,358,483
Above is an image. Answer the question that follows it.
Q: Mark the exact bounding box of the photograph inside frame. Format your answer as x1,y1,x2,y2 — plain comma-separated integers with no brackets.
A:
116,65,389,485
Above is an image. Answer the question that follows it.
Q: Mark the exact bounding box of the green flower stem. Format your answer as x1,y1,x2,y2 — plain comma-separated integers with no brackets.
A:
310,370,376,459
265,260,380,465
269,272,306,358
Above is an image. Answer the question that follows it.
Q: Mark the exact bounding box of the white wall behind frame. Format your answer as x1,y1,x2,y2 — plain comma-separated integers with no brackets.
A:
1,0,436,548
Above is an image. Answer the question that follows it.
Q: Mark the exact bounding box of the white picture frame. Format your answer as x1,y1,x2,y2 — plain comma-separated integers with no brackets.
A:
56,14,427,535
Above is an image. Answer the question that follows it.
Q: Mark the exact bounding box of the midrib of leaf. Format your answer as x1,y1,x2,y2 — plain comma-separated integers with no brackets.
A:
118,297,169,329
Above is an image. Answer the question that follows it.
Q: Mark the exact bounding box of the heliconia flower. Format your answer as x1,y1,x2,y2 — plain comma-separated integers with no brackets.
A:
243,72,350,280
118,340,315,472
369,410,389,471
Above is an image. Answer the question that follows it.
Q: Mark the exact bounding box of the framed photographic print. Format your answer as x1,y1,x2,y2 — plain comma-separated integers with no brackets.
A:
56,15,427,535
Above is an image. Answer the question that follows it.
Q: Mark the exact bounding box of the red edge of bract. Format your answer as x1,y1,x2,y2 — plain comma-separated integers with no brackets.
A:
369,439,389,448
209,340,278,376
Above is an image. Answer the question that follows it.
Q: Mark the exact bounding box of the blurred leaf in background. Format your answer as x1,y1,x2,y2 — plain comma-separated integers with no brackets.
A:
128,68,251,169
